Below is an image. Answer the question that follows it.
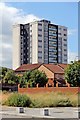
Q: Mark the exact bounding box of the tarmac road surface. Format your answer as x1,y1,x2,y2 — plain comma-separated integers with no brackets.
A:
0,106,80,120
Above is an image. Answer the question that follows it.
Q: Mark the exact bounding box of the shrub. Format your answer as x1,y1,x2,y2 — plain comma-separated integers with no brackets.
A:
57,98,72,107
30,99,43,108
6,93,31,107
29,92,74,108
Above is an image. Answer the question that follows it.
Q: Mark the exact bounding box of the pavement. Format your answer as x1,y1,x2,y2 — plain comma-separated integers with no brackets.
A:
0,106,80,119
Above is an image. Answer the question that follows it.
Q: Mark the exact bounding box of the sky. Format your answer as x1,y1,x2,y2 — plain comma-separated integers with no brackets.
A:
0,2,78,68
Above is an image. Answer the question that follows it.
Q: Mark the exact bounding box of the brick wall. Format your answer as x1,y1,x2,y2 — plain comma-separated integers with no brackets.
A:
18,85,80,94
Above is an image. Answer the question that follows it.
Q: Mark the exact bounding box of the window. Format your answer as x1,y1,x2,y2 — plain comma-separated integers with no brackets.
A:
59,28,62,30
21,42,23,44
63,28,67,31
38,40,42,42
64,59,67,62
64,49,67,51
24,58,25,61
38,51,42,53
21,31,23,35
44,29,48,32
58,33,61,35
38,34,42,37
64,54,67,56
23,31,25,35
44,41,48,44
21,25,24,29
59,37,62,41
38,45,42,48
38,29,42,31
38,56,42,59
64,39,67,41
38,23,42,26
64,34,67,36
64,44,67,46
21,36,23,40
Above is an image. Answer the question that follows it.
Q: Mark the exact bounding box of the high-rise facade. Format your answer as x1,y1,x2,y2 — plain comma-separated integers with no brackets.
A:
13,20,67,70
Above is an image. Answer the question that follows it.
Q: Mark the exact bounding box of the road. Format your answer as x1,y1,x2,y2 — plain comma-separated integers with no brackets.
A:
0,106,80,120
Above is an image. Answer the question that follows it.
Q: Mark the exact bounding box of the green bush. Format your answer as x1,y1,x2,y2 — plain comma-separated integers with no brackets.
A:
57,98,72,107
6,93,31,107
30,99,43,108
30,96,72,108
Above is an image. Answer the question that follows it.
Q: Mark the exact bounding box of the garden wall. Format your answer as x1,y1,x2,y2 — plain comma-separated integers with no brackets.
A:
18,85,80,94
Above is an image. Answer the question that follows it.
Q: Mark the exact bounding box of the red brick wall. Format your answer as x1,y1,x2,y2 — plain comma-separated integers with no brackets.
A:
18,86,80,94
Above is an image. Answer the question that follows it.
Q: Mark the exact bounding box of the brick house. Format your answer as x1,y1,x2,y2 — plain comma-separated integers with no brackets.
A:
15,63,68,87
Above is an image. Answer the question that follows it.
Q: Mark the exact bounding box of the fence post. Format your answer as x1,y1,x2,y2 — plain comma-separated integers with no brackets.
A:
56,82,58,87
67,83,70,87
36,83,39,88
66,82,70,87
46,84,48,87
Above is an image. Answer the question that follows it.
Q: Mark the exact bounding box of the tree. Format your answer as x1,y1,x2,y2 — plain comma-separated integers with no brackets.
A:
31,70,48,87
3,70,19,84
0,67,9,81
20,70,48,87
65,61,80,87
19,71,32,87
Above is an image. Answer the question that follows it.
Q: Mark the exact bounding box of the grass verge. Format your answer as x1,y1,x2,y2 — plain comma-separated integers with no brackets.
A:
1,91,79,107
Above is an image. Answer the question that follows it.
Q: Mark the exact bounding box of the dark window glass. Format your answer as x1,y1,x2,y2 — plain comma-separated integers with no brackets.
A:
64,34,67,36
38,23,42,26
64,39,67,41
38,29,42,31
38,34,42,37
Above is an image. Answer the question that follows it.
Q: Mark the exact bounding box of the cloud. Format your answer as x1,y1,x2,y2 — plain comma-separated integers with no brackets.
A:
13,14,40,24
0,3,40,68
68,50,78,63
68,29,77,36
2,43,12,49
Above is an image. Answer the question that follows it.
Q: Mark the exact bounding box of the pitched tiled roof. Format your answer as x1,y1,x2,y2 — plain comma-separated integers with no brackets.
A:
15,63,68,73
15,64,42,72
58,64,68,70
43,64,64,73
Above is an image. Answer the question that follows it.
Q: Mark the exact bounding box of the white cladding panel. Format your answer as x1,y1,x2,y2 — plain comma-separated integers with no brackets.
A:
13,25,20,70
31,22,38,63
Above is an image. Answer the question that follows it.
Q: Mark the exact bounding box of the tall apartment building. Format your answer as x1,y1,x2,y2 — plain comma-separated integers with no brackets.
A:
13,20,67,70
